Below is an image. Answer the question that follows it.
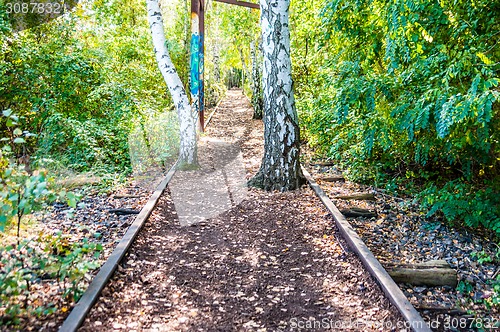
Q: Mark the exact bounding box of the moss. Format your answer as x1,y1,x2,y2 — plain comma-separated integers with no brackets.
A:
176,161,200,171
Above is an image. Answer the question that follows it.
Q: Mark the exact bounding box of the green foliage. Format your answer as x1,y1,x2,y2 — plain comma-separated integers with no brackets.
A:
0,0,185,176
129,110,180,173
315,0,499,173
471,250,497,265
0,0,231,176
0,118,91,323
418,180,500,233
206,1,259,96
0,234,102,327
457,280,474,295
0,113,100,327
492,276,500,308
0,112,79,235
464,246,500,310
294,0,500,234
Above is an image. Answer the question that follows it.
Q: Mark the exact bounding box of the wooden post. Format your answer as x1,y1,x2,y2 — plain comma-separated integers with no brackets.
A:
190,0,201,129
195,0,258,132
199,0,205,131
386,260,458,287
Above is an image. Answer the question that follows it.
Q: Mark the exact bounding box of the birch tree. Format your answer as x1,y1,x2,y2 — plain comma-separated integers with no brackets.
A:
248,0,305,191
146,0,198,168
250,39,264,120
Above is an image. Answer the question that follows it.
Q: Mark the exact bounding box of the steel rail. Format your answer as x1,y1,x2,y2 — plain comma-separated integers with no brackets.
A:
205,94,225,128
301,166,432,332
60,97,429,331
60,162,178,332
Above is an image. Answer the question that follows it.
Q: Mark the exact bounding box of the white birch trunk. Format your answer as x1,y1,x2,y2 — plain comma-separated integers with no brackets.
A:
248,0,304,191
147,0,198,167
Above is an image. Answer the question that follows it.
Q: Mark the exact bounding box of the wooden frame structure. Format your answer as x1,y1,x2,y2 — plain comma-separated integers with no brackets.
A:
190,0,259,131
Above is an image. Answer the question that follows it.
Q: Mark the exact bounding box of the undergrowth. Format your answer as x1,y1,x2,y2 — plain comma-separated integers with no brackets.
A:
0,112,102,327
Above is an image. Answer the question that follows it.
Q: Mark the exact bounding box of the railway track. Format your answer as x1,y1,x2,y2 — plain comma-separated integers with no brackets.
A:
60,89,430,332
302,167,430,332
60,163,178,332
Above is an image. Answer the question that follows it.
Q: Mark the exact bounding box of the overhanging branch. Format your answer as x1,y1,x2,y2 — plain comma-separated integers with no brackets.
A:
214,0,259,9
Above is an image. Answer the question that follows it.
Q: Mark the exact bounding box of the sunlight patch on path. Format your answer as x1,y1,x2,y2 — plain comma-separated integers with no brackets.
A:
169,137,247,226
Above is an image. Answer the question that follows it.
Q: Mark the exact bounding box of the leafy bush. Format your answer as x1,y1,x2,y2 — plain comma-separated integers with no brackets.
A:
418,181,500,233
0,235,102,327
293,0,500,234
461,247,500,310
0,1,185,176
0,111,77,233
0,112,102,327
129,110,180,174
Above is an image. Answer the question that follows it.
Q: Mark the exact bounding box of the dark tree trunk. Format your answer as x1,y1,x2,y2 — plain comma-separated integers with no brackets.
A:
250,39,264,120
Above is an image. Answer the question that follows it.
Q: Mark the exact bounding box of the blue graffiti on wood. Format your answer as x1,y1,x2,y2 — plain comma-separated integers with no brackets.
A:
199,33,204,114
190,33,200,96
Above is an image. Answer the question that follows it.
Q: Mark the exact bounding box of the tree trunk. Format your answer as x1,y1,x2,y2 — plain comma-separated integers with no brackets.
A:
238,44,248,89
250,39,264,120
248,0,305,191
146,0,198,168
213,42,221,83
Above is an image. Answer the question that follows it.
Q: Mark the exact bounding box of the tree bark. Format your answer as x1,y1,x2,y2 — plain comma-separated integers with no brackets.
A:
250,39,264,120
248,0,305,191
213,42,221,83
146,0,198,168
238,44,249,89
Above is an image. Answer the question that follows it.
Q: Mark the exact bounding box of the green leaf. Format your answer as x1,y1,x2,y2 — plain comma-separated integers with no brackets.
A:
13,128,22,136
13,137,25,144
8,193,19,202
6,118,17,127
2,109,13,117
66,192,77,208
0,215,7,231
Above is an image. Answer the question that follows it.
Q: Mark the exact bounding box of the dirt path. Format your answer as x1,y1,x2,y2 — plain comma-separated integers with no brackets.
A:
80,90,404,331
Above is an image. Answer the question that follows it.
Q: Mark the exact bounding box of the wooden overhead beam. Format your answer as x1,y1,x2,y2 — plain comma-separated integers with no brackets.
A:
214,0,260,9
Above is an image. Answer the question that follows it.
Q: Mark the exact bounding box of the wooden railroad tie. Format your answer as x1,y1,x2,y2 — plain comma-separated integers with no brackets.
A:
334,192,376,201
320,175,345,182
113,194,142,199
309,161,335,167
108,208,140,215
385,260,458,287
340,207,377,218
